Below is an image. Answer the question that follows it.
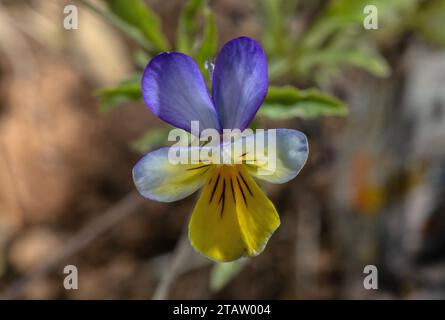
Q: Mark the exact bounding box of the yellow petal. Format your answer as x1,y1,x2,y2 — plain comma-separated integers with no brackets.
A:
189,165,280,262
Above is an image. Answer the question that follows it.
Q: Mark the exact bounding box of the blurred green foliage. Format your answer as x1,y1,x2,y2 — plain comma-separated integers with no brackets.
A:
413,0,445,46
105,0,169,51
96,76,141,112
261,0,413,83
259,86,347,119
176,0,218,75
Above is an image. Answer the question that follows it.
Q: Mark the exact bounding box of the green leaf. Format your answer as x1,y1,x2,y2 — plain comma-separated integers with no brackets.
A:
131,127,170,154
104,0,169,51
79,0,153,50
258,86,348,119
300,0,418,58
177,0,205,54
210,259,247,292
338,49,390,77
300,17,358,51
96,77,142,112
298,47,391,78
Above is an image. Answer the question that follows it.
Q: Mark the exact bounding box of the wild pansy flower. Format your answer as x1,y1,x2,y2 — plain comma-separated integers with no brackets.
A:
133,37,308,262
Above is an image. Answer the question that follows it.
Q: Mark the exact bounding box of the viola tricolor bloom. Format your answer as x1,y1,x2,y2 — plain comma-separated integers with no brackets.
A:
133,37,308,262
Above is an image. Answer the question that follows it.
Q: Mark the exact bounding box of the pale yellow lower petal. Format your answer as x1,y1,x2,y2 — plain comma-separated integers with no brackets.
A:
133,146,211,202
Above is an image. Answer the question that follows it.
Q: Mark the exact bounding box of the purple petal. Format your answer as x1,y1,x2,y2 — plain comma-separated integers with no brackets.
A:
212,37,268,130
141,52,221,133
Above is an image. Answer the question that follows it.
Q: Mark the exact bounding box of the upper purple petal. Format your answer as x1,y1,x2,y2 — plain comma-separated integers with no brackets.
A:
141,52,221,133
212,37,268,130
